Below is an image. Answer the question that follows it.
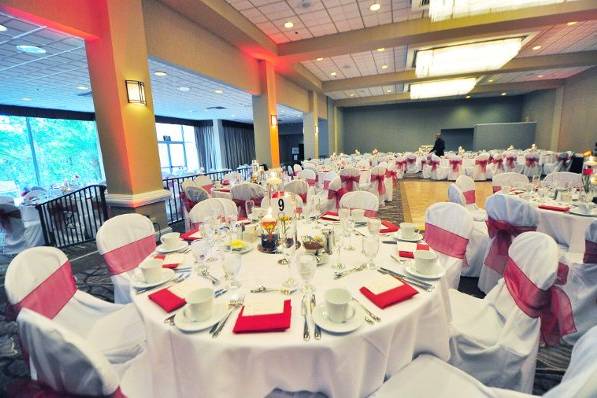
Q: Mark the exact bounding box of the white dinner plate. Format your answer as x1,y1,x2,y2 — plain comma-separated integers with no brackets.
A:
174,302,228,333
156,241,188,253
312,303,364,334
131,268,175,289
394,232,423,242
405,263,445,280
569,207,597,217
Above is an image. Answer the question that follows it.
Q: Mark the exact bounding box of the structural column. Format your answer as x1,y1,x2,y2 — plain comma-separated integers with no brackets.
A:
303,90,319,159
85,0,169,226
252,60,280,168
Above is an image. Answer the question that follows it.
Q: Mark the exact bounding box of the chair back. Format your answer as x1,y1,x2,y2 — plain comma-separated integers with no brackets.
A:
298,169,317,186
214,198,239,218
293,164,302,175
189,198,226,223
0,200,26,250
96,214,156,276
448,184,466,206
492,172,529,193
284,180,308,203
543,171,582,189
339,191,379,215
222,171,241,183
339,167,360,191
5,247,77,319
17,309,120,397
455,175,477,206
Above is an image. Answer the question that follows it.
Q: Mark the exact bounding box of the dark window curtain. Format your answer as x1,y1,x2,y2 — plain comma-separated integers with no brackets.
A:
221,122,256,169
194,123,218,171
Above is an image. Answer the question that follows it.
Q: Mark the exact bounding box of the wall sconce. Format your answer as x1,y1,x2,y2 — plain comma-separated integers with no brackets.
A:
125,80,146,104
270,114,278,127
315,125,319,135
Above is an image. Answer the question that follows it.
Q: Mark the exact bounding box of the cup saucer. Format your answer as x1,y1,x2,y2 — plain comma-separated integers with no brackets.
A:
395,232,423,242
312,303,364,334
174,302,228,333
157,241,188,253
131,268,175,289
405,263,445,280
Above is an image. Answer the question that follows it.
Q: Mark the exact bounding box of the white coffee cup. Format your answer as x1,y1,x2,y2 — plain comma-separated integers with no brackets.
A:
351,208,366,222
414,250,438,275
184,288,214,322
324,288,354,323
161,232,182,250
139,258,163,283
399,223,416,239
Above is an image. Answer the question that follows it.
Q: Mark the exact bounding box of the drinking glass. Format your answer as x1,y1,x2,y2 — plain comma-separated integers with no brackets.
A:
223,253,242,289
367,218,382,236
297,254,317,293
339,208,350,222
191,239,211,273
281,226,297,288
332,227,344,270
363,235,380,270
245,200,255,220
341,218,355,250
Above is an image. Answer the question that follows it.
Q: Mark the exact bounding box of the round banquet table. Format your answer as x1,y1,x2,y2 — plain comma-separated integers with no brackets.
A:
132,221,451,398
211,188,233,200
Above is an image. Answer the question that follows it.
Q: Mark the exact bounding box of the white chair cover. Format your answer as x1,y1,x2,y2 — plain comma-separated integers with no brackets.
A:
421,154,433,179
503,151,521,173
395,156,407,179
325,177,343,212
492,173,529,193
522,153,541,178
543,152,572,175
181,186,210,230
214,198,239,218
5,247,145,365
298,169,317,187
405,153,420,174
339,167,361,192
189,198,227,223
424,202,473,289
542,172,582,189
555,220,597,345
284,180,309,203
449,232,559,393
368,166,387,205
96,214,156,304
430,154,449,180
478,195,539,293
231,182,265,218
222,171,241,183
488,153,505,178
339,191,379,216
293,164,302,176
0,198,44,255
448,155,464,181
473,153,491,181
384,166,397,202
456,175,487,221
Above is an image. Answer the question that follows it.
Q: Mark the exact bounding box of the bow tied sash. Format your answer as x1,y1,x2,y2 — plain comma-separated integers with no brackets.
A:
406,158,416,165
494,158,504,170
525,157,539,168
396,160,407,171
385,170,398,183
180,192,196,213
328,187,348,208
340,175,360,191
370,174,386,195
475,159,489,173
449,159,462,172
233,197,263,218
103,235,157,275
462,190,476,205
504,258,575,346
506,156,517,169
429,160,440,171
424,223,468,259
485,218,536,274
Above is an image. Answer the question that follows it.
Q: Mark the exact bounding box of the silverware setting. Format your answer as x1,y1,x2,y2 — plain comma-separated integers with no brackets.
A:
250,285,297,295
334,264,366,279
378,268,434,292
200,269,220,285
390,254,408,264
352,298,381,322
311,294,321,340
302,296,310,341
135,272,190,295
210,297,244,338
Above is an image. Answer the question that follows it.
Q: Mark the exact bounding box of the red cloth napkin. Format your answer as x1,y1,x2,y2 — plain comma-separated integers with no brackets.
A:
222,180,230,186
538,204,570,213
154,254,180,269
380,220,399,234
233,300,292,333
217,188,231,193
148,288,185,312
320,211,340,221
181,229,201,241
398,243,430,258
360,284,418,309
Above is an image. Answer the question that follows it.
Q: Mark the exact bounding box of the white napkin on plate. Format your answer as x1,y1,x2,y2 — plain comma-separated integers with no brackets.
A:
242,295,285,316
364,274,403,295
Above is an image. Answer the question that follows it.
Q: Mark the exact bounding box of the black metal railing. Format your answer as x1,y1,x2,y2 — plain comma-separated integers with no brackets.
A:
35,184,109,248
162,165,253,225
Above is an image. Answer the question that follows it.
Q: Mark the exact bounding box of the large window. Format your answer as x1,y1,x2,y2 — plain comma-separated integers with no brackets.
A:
156,123,199,176
0,115,104,193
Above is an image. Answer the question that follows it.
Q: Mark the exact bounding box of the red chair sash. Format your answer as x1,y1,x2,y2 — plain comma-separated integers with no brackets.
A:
406,158,416,165
13,261,77,319
371,174,386,195
385,170,398,183
525,157,538,168
475,159,488,173
180,191,196,213
506,156,516,169
485,218,536,274
323,180,331,190
202,184,213,194
488,155,494,164
328,188,347,208
396,160,407,170
492,185,501,193
103,235,156,275
306,178,317,187
449,159,462,172
429,160,440,171
494,158,504,170
424,223,468,259
340,175,359,191
462,190,476,205
233,197,263,218
584,240,597,263
556,262,569,285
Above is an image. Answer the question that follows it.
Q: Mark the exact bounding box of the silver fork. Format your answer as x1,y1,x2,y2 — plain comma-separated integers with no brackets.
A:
334,264,366,279
211,298,244,338
302,296,310,341
200,269,220,285
135,273,188,295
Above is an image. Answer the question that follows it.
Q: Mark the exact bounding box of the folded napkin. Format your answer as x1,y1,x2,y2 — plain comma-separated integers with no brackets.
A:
233,300,292,333
398,243,430,258
217,188,231,193
181,229,202,241
148,289,186,312
320,211,340,221
380,220,399,234
538,204,570,213
360,275,418,309
222,179,230,186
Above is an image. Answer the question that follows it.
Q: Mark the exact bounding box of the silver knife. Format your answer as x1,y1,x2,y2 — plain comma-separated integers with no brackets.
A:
378,269,433,292
352,298,381,322
311,294,321,340
380,266,433,287
302,296,310,341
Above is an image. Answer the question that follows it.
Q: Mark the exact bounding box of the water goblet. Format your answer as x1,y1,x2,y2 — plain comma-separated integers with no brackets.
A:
223,253,242,289
297,254,317,294
368,218,382,236
245,200,255,220
362,235,380,270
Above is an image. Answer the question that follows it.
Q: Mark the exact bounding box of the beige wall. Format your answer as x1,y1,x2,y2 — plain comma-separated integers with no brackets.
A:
276,74,309,112
559,67,597,152
318,93,328,119
522,89,556,150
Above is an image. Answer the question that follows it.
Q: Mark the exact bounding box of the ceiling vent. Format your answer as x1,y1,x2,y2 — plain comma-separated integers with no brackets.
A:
206,106,226,110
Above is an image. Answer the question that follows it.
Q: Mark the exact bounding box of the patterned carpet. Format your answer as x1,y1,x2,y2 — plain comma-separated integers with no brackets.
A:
0,182,570,396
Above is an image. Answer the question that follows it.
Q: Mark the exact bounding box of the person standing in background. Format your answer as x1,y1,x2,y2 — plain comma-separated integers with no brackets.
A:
430,132,445,157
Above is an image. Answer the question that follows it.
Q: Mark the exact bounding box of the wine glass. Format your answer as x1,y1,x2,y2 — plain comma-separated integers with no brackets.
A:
368,218,382,236
281,225,297,288
342,217,355,250
223,253,242,289
339,208,350,222
363,235,379,270
191,239,211,274
297,254,317,294
332,227,344,270
245,200,255,220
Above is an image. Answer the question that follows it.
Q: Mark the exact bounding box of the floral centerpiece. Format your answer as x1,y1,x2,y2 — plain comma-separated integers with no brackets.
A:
259,208,279,253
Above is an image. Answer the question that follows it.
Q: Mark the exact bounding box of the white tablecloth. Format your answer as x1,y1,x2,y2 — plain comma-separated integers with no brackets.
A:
536,209,593,253
132,222,451,398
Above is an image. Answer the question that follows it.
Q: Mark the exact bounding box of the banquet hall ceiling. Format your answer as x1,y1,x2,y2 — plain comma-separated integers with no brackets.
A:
0,11,303,124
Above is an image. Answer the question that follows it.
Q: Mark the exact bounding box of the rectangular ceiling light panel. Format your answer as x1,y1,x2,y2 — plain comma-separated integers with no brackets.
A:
410,77,477,99
416,38,523,78
429,0,567,21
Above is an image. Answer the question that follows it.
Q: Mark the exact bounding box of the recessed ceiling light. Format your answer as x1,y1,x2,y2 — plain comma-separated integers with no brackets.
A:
316,57,324,61
154,71,167,77
376,48,385,52
532,45,542,51
330,72,337,77
214,89,224,94
350,93,355,97
284,21,294,29
537,74,544,78
76,85,89,90
488,79,494,83
386,89,392,93
381,65,388,70
178,86,190,92
465,95,471,99
16,44,46,54
501,92,507,96
567,21,577,26
369,3,381,11
21,97,32,101
0,24,7,32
